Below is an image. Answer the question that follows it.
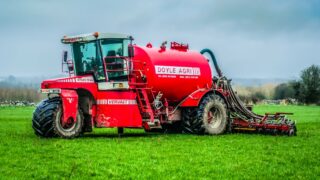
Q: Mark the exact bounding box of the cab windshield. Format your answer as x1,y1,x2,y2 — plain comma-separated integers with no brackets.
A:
72,41,105,81
101,39,129,81
71,39,129,81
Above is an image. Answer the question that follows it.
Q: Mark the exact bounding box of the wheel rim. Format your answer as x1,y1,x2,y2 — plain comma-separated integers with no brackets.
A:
56,108,77,131
61,117,76,130
206,106,222,129
288,128,295,136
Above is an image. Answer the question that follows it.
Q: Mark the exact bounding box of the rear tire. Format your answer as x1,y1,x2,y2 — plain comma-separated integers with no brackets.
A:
181,108,199,134
182,94,228,135
162,121,182,134
32,98,60,137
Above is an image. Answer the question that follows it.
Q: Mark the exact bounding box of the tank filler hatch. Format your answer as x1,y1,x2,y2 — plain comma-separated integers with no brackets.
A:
170,42,189,51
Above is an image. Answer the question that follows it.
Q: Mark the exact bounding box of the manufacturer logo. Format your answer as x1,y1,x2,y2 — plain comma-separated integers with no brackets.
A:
67,98,74,103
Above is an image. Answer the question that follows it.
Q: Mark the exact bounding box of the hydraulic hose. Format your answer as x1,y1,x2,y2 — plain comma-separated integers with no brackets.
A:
200,49,223,77
200,48,260,120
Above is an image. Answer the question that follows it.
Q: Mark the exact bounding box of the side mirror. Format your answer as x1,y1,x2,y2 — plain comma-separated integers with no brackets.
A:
128,45,134,58
62,51,68,62
67,60,74,72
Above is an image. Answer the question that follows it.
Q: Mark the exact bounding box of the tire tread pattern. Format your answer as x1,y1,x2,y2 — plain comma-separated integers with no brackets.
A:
32,98,61,137
182,94,227,135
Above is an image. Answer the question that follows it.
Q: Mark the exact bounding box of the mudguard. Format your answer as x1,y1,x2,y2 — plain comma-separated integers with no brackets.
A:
179,88,210,107
60,89,78,125
179,88,227,107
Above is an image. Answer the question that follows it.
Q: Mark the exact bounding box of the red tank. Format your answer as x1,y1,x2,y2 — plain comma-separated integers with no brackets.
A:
133,43,212,103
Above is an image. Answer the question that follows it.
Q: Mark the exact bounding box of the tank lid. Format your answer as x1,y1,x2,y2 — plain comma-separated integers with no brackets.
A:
170,42,189,51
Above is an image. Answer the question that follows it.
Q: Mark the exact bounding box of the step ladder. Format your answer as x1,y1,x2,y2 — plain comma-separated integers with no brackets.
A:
136,88,154,122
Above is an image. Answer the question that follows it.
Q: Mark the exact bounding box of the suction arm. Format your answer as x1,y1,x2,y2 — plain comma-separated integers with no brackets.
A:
200,48,223,77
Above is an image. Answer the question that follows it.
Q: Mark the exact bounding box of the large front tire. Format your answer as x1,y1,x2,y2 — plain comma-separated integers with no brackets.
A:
32,98,60,137
32,97,84,138
182,94,228,135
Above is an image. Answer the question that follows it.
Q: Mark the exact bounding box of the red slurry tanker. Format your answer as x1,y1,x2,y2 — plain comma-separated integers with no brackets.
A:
32,32,296,138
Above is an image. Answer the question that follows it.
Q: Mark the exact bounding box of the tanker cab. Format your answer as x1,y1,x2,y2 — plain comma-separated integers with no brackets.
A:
66,35,131,90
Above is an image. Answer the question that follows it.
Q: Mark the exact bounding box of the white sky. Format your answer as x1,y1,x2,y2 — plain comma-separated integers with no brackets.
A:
0,0,319,78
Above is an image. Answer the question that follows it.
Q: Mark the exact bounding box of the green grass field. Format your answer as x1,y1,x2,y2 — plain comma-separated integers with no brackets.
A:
0,105,319,179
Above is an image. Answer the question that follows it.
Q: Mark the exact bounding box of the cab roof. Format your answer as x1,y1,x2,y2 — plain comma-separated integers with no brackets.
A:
61,32,131,44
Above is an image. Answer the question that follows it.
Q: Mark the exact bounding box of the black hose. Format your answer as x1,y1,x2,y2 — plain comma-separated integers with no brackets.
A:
200,49,262,120
226,82,262,120
200,48,223,77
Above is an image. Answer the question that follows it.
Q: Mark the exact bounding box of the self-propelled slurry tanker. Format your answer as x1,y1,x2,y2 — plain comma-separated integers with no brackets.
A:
32,32,296,138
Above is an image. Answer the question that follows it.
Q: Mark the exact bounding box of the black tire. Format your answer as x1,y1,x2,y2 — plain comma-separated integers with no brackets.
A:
181,107,199,134
182,94,228,135
32,98,60,137
288,125,297,136
162,121,183,134
144,121,182,134
53,106,84,139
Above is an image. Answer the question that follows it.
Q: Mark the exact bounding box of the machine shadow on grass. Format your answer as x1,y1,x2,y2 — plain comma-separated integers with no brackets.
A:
81,131,167,139
79,130,286,139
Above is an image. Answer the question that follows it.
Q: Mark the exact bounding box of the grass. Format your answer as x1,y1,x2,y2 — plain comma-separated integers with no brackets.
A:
0,105,319,179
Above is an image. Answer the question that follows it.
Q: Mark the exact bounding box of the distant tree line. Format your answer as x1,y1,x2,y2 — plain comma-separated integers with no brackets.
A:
234,65,320,105
274,65,320,105
0,88,40,103
235,84,275,104
0,75,42,103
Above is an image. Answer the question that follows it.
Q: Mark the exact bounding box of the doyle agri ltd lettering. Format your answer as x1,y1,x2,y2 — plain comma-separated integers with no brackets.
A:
155,65,201,76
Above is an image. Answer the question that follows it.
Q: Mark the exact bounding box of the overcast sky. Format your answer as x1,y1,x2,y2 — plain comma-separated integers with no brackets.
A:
0,0,319,79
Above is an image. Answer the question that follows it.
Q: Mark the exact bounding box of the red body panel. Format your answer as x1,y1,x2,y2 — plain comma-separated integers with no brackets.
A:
95,91,142,127
41,76,98,97
133,45,212,103
60,89,78,124
41,76,143,128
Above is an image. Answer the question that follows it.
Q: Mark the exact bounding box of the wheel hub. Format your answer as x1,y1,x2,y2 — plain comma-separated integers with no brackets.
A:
61,117,75,129
206,107,222,129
